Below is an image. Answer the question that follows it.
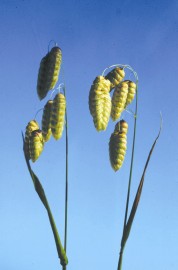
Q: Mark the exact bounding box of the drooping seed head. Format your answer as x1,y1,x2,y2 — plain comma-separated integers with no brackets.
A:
105,67,125,91
24,120,40,159
37,46,62,100
29,130,44,162
50,93,66,140
111,81,129,121
124,80,137,107
42,100,53,142
89,76,111,131
109,120,128,171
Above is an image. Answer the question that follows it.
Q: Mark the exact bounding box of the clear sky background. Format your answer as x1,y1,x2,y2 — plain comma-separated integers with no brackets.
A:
0,0,178,270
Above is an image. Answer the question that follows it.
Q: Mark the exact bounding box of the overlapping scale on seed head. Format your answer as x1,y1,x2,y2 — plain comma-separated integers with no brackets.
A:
124,80,137,107
29,130,44,162
24,120,40,159
42,100,53,142
111,81,129,121
105,67,125,90
109,120,128,171
89,76,111,131
37,46,62,100
51,93,66,140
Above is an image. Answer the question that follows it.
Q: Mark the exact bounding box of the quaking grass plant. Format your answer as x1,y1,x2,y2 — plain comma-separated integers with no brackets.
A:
22,41,68,270
89,64,162,270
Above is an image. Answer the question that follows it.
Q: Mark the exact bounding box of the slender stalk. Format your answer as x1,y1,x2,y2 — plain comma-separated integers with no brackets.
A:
123,82,138,230
45,200,68,266
117,71,138,270
57,64,69,269
118,246,124,270
64,91,68,253
62,70,68,256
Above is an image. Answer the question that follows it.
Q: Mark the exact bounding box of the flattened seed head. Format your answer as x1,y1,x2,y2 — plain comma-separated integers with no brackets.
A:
109,120,128,171
111,81,129,121
29,130,44,162
37,46,62,100
24,120,40,159
105,67,125,90
89,76,111,131
50,93,66,140
42,100,53,142
124,80,137,107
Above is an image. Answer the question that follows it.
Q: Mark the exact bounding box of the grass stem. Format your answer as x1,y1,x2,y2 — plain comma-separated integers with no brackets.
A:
117,70,138,270
63,80,68,256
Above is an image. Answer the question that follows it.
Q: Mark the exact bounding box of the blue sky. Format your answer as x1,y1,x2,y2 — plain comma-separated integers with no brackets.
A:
1,0,178,269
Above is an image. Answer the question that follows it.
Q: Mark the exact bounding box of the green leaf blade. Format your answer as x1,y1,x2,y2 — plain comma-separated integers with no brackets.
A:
22,132,68,266
122,122,162,247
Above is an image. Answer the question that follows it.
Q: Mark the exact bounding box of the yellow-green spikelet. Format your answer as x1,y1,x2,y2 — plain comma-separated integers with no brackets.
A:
111,81,129,121
37,46,62,100
124,80,137,107
29,130,44,162
42,100,53,142
109,120,128,171
50,93,66,140
24,120,39,159
105,67,125,91
89,76,111,131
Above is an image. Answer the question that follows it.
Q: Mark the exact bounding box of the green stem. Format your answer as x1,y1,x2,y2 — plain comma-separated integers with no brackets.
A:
22,139,68,267
64,86,68,254
117,73,138,270
45,200,68,266
123,83,138,230
118,246,124,270
60,64,69,258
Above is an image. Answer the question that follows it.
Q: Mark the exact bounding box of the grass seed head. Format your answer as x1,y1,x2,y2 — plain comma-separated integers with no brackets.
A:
89,76,111,131
124,80,137,107
111,81,129,121
24,120,40,159
105,67,125,91
37,46,62,100
50,93,66,140
42,100,53,142
109,120,128,171
29,129,44,162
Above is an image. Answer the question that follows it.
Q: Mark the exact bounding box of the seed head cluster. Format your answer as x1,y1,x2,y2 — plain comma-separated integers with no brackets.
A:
24,46,66,162
88,66,137,171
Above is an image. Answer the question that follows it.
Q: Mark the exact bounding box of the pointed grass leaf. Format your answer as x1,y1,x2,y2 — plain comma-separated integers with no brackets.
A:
22,132,68,266
121,121,162,247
